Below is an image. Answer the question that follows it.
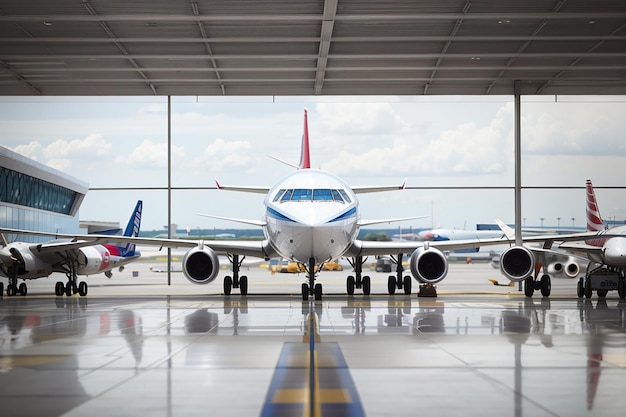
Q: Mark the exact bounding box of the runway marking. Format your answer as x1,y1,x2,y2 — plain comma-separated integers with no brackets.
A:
259,309,365,417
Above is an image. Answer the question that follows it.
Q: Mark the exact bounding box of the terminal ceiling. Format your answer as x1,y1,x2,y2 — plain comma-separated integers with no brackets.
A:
1,0,625,96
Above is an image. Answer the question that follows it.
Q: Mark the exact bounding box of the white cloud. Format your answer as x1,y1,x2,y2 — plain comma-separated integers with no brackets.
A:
11,141,42,161
321,102,514,177
44,133,112,159
190,138,255,173
115,139,185,169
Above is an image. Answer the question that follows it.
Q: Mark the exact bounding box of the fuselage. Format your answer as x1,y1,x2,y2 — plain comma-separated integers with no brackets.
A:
263,169,360,265
588,225,626,266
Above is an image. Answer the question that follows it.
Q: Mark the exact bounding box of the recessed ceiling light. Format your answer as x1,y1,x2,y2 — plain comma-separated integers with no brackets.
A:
589,20,596,24
43,21,52,26
146,22,158,27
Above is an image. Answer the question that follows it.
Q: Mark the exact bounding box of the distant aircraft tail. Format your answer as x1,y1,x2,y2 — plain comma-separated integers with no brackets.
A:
585,180,606,247
106,200,142,257
299,109,311,169
586,180,605,233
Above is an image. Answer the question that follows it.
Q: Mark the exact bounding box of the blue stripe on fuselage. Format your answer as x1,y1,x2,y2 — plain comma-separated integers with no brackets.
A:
266,207,296,222
328,207,357,223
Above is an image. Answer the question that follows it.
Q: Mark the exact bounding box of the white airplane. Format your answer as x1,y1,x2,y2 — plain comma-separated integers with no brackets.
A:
561,180,626,298
0,200,142,297
495,179,626,299
0,113,616,300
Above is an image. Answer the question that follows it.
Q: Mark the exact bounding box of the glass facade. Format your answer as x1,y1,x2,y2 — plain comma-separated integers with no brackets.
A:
1,166,78,215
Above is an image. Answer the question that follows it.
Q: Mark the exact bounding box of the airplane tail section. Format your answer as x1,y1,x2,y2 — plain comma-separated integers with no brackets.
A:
585,180,607,247
299,109,311,169
110,200,142,257
586,180,605,233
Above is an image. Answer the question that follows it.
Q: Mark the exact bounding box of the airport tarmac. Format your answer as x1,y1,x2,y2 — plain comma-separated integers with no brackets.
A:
1,261,625,417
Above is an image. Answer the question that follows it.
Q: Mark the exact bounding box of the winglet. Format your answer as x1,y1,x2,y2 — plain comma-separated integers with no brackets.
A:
400,178,407,190
586,179,605,232
215,178,222,190
299,109,311,169
495,219,515,241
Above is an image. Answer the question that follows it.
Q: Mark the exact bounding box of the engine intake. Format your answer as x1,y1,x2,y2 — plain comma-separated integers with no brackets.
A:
182,246,220,284
409,247,448,284
499,246,534,282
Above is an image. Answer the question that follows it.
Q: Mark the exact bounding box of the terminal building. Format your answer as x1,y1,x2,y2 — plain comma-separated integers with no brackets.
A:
0,146,89,242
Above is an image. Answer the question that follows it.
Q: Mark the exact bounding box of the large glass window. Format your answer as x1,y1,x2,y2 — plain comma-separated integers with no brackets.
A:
0,167,77,215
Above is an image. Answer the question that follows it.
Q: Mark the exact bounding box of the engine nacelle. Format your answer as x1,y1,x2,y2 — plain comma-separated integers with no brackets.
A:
409,247,448,284
4,243,53,279
499,246,535,282
548,261,580,278
182,245,220,284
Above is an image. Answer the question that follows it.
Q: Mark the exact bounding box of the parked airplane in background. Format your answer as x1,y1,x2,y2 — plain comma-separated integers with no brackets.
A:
0,201,142,297
495,180,626,299
0,113,613,300
562,180,626,298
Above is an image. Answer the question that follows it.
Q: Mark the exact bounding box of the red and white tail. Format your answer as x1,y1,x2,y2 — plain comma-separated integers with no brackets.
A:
299,109,311,169
586,179,605,232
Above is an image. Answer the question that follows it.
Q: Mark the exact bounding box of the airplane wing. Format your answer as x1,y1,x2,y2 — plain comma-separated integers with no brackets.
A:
0,227,275,259
196,213,266,227
351,179,406,194
215,179,270,194
358,215,428,227
347,236,509,257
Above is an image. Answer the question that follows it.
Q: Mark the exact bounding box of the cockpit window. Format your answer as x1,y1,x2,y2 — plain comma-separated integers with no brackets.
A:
337,189,352,203
280,189,293,202
313,189,333,201
273,189,286,202
277,188,350,203
291,189,312,201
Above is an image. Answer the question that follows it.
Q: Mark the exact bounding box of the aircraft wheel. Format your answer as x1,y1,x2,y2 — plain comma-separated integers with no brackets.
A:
347,276,355,295
387,276,396,295
0,282,3,297
240,276,248,296
78,281,88,296
403,276,412,295
584,278,592,298
55,281,64,296
314,283,322,301
223,276,233,296
597,289,608,298
18,283,27,296
301,283,309,301
577,278,584,298
524,276,535,297
363,276,371,295
7,285,16,296
65,283,73,297
540,274,551,297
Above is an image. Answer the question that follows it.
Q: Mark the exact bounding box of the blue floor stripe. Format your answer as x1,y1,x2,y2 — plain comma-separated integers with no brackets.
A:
259,311,365,417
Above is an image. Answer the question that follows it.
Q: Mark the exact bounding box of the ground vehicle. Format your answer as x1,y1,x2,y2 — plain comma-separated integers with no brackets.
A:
577,267,626,298
375,257,394,273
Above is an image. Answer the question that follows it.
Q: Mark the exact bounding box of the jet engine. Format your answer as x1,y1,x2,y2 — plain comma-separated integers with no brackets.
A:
182,245,220,284
2,243,52,279
409,247,448,284
499,246,534,282
548,260,580,278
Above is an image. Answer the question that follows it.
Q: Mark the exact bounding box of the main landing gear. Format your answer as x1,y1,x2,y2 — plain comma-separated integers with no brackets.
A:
223,254,248,296
1,249,28,297
56,261,88,296
524,273,551,298
302,257,322,301
387,253,412,295
346,256,371,296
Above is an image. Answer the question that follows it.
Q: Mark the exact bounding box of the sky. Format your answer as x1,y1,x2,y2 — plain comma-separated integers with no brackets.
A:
2,95,626,233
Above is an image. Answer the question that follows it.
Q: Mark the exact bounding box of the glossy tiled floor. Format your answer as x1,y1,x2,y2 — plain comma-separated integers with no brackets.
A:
1,263,625,417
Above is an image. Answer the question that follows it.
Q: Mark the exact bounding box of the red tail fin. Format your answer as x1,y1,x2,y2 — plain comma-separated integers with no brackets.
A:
299,109,311,169
586,179,605,232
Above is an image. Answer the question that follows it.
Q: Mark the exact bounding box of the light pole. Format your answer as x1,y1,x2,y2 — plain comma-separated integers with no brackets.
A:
540,217,544,228
557,217,561,229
